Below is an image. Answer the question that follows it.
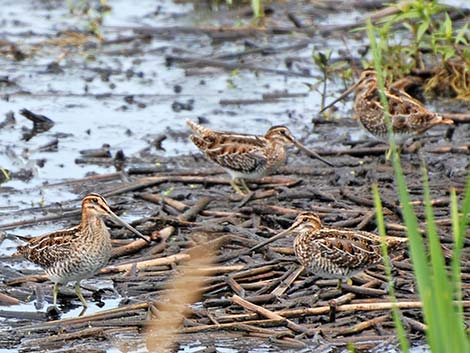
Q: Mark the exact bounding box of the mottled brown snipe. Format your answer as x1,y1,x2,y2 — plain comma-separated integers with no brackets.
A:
250,213,407,287
320,69,453,145
15,193,149,309
187,120,333,194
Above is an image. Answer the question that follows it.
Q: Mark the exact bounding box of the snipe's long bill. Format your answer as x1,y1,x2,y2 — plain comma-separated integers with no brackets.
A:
15,193,149,310
319,69,453,144
250,212,407,287
187,120,333,194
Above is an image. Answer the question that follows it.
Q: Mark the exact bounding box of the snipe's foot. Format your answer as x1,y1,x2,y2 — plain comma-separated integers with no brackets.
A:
75,281,89,308
229,180,245,195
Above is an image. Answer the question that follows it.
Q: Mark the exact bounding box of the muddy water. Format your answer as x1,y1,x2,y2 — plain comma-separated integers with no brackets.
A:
0,0,339,210
0,0,350,254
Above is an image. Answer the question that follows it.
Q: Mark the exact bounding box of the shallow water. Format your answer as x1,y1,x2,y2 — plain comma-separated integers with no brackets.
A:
4,294,120,320
0,0,336,211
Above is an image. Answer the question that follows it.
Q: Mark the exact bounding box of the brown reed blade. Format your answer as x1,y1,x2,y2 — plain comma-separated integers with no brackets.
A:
144,239,216,353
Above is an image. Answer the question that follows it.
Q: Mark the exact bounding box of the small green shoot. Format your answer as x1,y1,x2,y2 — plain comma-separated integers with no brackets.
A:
0,168,11,183
251,0,263,19
311,48,349,115
312,49,332,111
162,187,174,197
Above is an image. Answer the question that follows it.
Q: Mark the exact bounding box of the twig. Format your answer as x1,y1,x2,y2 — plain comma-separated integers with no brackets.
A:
271,265,305,297
178,197,212,222
22,327,105,346
0,292,21,305
181,318,286,333
104,253,190,273
17,302,149,332
111,226,174,258
216,300,470,322
231,295,313,335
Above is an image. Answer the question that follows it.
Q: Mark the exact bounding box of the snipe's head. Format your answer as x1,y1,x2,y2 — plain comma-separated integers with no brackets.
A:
264,125,295,144
357,68,377,81
248,212,322,253
82,193,113,218
319,68,378,113
265,126,334,167
290,212,322,232
81,193,150,243
355,68,377,93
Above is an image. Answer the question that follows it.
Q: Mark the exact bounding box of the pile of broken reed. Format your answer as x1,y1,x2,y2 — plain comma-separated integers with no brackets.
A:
2,151,470,352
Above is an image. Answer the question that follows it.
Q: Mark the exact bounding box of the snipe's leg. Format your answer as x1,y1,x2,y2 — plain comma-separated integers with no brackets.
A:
329,299,337,323
52,282,59,306
385,147,392,161
75,281,88,308
240,179,252,194
386,145,402,161
230,179,245,195
336,279,342,289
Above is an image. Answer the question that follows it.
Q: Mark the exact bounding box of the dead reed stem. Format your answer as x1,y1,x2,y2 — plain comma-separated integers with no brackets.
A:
144,240,216,353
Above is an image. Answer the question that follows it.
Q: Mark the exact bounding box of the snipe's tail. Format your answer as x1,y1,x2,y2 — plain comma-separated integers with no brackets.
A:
186,119,212,137
435,115,454,126
386,236,408,250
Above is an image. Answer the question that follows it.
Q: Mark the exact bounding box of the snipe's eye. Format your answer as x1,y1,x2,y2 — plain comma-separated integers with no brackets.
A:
92,198,98,203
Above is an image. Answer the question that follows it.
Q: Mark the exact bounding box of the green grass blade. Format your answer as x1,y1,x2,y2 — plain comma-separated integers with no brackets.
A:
422,165,453,352
367,18,436,351
251,0,262,18
366,11,470,353
451,178,470,351
450,192,470,351
455,176,470,258
373,184,409,352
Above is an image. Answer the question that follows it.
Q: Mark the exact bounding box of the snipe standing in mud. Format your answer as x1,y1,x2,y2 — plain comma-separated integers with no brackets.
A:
15,193,149,309
320,69,453,147
186,120,333,194
250,213,407,288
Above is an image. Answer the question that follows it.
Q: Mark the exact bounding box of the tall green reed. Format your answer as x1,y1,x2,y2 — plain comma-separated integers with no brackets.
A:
367,18,470,352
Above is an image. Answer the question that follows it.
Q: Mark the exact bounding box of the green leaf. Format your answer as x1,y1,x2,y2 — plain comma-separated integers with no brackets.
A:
416,18,430,42
455,23,469,45
443,12,453,41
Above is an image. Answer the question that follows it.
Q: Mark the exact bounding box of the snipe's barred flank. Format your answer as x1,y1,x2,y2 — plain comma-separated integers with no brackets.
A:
320,69,453,144
250,213,407,287
186,120,333,194
15,193,149,309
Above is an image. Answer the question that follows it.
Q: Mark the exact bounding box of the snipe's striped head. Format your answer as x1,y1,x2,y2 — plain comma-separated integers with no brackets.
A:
354,68,377,94
265,126,334,167
248,212,323,253
356,68,376,83
319,68,377,113
289,213,322,233
82,193,149,243
264,125,296,144
82,193,113,217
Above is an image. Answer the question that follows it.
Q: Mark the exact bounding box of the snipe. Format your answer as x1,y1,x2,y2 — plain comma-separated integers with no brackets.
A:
320,69,453,145
15,193,149,308
186,120,333,194
250,213,407,287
